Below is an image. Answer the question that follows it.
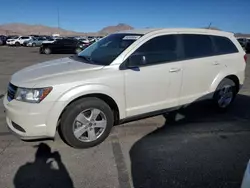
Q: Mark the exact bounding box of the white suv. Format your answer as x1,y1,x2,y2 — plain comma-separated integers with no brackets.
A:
3,28,246,148
6,36,33,46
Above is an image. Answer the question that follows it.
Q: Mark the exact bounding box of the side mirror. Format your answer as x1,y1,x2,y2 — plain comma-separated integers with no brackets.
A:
127,54,147,69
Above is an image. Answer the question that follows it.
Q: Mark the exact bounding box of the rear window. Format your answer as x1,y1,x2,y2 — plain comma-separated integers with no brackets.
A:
212,36,238,55
182,34,214,59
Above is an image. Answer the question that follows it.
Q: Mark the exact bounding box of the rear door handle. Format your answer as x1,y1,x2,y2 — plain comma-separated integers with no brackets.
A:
169,68,181,72
213,61,220,65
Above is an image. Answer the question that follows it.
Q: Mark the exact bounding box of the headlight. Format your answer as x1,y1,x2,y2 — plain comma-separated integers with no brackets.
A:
15,87,52,103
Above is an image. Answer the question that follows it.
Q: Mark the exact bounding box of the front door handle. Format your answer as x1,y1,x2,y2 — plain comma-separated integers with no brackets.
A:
169,68,181,72
213,61,220,65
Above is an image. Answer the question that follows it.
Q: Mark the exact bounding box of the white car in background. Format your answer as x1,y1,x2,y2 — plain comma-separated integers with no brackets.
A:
6,36,33,46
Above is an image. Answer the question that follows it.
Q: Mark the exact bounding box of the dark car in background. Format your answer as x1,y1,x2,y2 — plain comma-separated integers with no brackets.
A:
0,35,7,45
245,40,250,53
40,38,87,54
237,38,249,49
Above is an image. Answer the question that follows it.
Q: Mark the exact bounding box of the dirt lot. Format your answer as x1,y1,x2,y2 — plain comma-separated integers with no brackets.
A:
0,47,250,188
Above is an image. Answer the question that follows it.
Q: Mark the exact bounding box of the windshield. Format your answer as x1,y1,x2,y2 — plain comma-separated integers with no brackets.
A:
78,33,143,65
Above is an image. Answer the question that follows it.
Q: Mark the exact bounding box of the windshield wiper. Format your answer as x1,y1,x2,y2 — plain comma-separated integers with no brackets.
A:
77,55,94,64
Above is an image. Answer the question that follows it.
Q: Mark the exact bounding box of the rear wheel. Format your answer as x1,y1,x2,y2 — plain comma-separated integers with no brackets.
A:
32,43,36,47
213,78,237,110
44,47,51,54
59,97,114,148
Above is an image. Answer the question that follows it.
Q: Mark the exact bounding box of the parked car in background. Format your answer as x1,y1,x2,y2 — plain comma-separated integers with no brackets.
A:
0,35,7,45
237,38,248,49
42,38,58,44
245,41,250,53
3,28,246,148
26,37,47,47
40,38,86,54
6,36,33,46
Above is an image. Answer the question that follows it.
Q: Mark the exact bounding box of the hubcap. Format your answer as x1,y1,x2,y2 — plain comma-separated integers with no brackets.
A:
45,49,50,54
217,85,233,108
72,108,107,142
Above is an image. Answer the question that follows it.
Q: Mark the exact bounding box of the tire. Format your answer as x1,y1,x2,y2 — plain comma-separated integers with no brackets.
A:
59,97,114,148
213,78,237,110
15,42,20,46
32,43,36,47
75,48,82,54
44,47,51,54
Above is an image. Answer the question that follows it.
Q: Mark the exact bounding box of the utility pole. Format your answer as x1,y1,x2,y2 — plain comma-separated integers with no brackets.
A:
208,22,212,29
57,6,60,29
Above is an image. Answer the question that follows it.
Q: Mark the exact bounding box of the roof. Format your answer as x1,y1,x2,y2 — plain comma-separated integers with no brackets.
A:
117,28,233,36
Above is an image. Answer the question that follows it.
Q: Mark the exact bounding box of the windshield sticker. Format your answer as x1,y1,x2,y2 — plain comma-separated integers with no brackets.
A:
123,36,141,40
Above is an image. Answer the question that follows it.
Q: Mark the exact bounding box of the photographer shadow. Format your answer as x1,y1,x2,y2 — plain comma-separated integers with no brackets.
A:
13,143,74,188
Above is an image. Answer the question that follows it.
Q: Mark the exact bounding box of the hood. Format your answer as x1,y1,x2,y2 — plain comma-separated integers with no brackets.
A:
11,57,104,87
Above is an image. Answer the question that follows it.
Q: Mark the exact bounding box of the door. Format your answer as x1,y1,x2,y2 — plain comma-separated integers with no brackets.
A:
123,34,183,117
178,34,224,105
53,39,67,53
63,39,77,53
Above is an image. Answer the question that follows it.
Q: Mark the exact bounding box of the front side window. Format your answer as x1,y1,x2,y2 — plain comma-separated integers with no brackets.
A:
212,36,238,55
78,33,142,65
182,34,214,59
20,37,29,39
129,35,178,66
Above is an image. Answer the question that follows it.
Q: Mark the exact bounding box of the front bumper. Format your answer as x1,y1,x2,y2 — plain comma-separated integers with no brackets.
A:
6,41,15,45
3,94,55,139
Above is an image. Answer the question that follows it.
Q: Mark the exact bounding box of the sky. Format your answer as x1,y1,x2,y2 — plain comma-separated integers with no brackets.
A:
0,0,249,33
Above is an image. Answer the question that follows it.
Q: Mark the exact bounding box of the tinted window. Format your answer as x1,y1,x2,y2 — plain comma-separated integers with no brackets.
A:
213,36,238,55
78,33,142,65
182,34,214,59
63,39,77,45
131,35,178,66
20,37,29,39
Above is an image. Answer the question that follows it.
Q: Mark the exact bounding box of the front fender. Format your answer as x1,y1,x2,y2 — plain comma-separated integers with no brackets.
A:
45,84,125,137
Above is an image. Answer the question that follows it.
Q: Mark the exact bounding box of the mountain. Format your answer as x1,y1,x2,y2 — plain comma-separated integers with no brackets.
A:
0,23,134,36
99,23,134,34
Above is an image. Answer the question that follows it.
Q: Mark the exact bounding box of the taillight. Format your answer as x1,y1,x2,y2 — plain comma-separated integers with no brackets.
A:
244,54,247,63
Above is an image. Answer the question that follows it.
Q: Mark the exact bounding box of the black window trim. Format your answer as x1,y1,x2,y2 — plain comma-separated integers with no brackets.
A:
119,34,182,70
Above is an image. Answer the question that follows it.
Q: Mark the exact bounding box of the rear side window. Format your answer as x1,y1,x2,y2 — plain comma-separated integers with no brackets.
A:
212,36,238,55
20,37,29,39
182,34,214,59
132,35,178,65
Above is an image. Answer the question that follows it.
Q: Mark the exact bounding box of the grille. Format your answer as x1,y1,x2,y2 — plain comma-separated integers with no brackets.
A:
7,83,17,101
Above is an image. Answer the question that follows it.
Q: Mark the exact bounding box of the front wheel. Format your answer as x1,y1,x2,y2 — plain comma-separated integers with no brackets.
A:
32,43,36,47
59,97,114,148
213,78,237,110
75,48,82,54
